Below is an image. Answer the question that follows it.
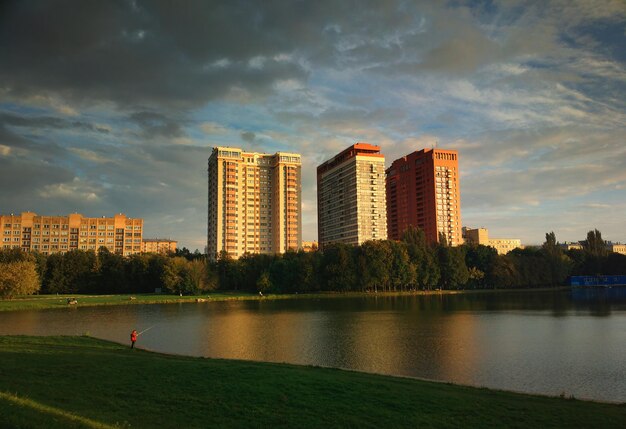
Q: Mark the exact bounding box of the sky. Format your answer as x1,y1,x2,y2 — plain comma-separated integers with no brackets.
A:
1,0,625,251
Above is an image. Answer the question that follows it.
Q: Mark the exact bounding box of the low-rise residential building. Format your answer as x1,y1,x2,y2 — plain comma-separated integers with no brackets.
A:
607,243,626,255
142,238,177,254
463,227,522,255
0,212,143,256
301,241,318,252
560,242,583,251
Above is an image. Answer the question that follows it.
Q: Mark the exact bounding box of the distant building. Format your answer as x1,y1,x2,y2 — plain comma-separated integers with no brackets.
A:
464,227,522,255
142,238,177,254
386,148,462,246
317,143,387,249
301,240,318,252
607,243,626,255
560,242,583,251
207,147,302,260
0,212,143,256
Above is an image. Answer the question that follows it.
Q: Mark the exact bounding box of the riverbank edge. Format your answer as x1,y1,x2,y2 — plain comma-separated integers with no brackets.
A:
0,286,571,312
1,335,624,429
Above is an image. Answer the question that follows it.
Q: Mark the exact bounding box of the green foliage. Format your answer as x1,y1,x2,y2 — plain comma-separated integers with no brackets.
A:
541,232,572,285
437,245,469,289
256,271,272,293
465,245,497,288
0,227,622,296
162,257,215,295
402,226,440,289
0,260,40,299
322,243,358,291
358,240,393,292
42,250,97,294
583,229,607,258
581,229,608,274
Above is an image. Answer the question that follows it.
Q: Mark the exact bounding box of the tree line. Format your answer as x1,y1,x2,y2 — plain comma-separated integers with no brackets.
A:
1,227,625,299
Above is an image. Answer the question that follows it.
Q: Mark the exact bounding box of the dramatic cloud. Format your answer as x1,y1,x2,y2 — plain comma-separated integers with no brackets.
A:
0,0,624,248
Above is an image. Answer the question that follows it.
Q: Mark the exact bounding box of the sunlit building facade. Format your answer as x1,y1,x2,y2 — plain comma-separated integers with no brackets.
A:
301,240,318,252
207,147,302,260
317,143,387,249
142,238,177,254
386,148,462,246
608,243,626,255
0,212,143,256
463,227,522,255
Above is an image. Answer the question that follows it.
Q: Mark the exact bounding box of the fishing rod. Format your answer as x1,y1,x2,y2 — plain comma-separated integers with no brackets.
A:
137,324,156,336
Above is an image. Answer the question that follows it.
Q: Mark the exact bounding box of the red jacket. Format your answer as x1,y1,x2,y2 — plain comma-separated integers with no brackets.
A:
131,331,137,342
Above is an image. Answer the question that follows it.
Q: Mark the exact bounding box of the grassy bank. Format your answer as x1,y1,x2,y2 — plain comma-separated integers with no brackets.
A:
0,292,261,312
0,287,568,312
1,336,624,428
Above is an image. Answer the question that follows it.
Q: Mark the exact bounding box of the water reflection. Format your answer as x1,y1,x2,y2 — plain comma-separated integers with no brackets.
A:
1,289,625,402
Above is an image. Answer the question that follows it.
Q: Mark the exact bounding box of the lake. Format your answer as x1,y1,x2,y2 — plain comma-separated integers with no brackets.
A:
1,289,625,402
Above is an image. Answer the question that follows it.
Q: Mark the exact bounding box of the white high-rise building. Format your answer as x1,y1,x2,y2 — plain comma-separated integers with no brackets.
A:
317,143,387,249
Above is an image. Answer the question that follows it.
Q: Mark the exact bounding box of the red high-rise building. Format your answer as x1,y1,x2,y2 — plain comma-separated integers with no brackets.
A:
386,148,462,245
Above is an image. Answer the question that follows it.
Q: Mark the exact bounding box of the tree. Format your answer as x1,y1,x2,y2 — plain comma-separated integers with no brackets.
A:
126,254,152,293
188,259,216,293
256,271,272,294
389,241,416,291
0,260,40,299
322,243,357,291
541,232,572,285
491,255,518,288
582,229,607,275
437,245,469,289
96,247,128,293
583,229,607,258
465,245,497,288
216,251,242,290
357,241,393,292
162,257,192,295
402,226,440,289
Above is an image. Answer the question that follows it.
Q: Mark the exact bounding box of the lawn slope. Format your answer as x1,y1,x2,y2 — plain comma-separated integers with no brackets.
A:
0,336,624,428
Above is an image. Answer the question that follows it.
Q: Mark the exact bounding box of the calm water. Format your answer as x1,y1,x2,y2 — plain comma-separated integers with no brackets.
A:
1,289,625,402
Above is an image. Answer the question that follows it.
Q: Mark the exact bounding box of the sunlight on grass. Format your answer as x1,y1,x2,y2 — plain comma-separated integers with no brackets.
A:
0,391,123,428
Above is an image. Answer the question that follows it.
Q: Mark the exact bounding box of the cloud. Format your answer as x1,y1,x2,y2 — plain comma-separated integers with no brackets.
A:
130,111,184,138
1,113,110,134
39,178,100,202
0,0,311,109
241,131,256,143
1,0,625,248
200,122,229,134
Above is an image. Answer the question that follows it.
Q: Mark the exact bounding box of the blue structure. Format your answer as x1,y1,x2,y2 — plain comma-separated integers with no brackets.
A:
569,275,626,287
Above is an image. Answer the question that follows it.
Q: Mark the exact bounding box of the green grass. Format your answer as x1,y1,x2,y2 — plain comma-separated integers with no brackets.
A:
0,292,263,312
0,287,568,312
0,336,624,428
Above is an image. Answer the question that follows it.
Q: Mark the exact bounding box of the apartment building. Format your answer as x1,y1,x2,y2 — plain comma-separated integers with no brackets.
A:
317,143,387,249
386,148,462,246
0,212,143,256
142,238,177,254
463,227,522,255
207,147,301,260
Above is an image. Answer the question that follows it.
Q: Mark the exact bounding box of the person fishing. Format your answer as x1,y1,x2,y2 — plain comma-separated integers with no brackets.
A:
130,325,156,349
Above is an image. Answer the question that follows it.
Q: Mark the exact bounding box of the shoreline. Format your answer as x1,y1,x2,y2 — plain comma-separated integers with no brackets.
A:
0,286,571,312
